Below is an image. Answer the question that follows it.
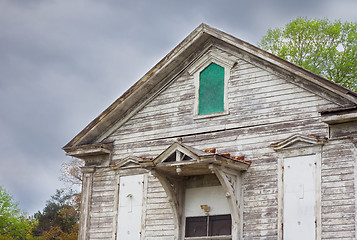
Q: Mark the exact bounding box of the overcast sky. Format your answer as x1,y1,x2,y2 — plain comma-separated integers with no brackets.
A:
1,0,357,215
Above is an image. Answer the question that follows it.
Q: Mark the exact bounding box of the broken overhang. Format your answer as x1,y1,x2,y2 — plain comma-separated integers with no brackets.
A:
63,142,113,158
138,142,250,176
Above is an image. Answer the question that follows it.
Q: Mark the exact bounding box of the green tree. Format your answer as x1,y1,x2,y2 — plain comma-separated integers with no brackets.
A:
0,186,38,240
32,158,83,240
32,189,79,240
259,17,357,91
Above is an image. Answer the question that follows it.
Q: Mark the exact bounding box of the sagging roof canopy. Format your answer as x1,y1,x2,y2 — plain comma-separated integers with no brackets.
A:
63,23,357,151
139,142,251,176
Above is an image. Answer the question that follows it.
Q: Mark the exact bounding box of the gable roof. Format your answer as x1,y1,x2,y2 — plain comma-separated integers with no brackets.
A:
63,23,357,151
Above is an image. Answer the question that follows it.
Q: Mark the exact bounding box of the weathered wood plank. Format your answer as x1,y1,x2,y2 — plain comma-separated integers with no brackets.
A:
84,43,354,240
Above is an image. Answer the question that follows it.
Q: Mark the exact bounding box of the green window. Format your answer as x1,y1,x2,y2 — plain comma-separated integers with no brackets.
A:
198,62,225,115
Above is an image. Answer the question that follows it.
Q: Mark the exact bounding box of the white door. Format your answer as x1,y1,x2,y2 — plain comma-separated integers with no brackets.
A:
117,174,144,240
283,155,316,240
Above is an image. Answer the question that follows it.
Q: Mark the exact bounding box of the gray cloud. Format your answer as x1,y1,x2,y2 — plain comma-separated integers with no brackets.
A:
0,0,356,214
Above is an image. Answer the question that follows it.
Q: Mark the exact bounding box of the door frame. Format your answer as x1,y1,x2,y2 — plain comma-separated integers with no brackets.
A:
276,144,322,240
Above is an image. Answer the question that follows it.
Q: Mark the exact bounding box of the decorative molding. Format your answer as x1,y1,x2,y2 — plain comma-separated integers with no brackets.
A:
143,142,250,173
188,47,237,118
272,134,326,151
187,48,236,75
113,156,143,169
153,142,201,165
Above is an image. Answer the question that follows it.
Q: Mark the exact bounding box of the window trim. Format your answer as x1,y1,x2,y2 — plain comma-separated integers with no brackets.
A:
188,49,236,119
184,236,231,240
185,214,232,238
198,62,225,116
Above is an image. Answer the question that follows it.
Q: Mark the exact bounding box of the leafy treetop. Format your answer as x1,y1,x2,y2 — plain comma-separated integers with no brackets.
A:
259,17,357,92
32,189,79,240
0,186,37,240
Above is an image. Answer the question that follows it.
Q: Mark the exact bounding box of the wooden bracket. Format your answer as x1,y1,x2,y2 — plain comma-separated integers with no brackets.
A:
209,164,242,240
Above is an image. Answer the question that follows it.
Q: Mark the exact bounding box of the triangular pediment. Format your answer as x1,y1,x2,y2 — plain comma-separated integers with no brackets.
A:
154,142,208,165
63,24,357,151
272,134,326,151
139,142,250,176
115,156,142,169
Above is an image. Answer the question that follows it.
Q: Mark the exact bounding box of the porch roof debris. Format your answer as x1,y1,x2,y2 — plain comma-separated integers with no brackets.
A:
139,142,251,176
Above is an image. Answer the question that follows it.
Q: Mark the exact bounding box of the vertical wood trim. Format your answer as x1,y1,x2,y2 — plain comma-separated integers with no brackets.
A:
113,173,120,240
277,155,283,240
237,172,243,240
79,167,95,240
179,183,186,240
193,70,199,116
140,173,149,240
354,143,357,240
224,61,230,113
316,150,322,240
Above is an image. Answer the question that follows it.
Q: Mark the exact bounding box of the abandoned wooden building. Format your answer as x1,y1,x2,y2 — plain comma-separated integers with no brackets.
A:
63,24,357,239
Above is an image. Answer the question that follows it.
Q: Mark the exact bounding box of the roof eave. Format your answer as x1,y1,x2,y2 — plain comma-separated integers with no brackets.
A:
64,24,210,149
321,106,357,124
63,142,113,158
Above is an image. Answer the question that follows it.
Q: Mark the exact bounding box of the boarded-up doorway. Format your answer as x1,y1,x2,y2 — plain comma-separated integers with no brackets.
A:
117,174,144,240
283,155,316,239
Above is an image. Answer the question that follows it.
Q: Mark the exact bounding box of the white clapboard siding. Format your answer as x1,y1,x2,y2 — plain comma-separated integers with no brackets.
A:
321,139,356,239
143,175,175,239
110,61,333,139
89,168,116,240
96,49,346,239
